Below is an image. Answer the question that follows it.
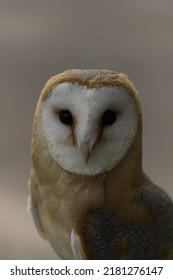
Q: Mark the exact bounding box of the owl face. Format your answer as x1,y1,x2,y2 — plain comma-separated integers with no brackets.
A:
41,81,139,176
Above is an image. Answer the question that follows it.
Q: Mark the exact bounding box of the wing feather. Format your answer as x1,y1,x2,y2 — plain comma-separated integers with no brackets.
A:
28,171,47,239
71,230,87,259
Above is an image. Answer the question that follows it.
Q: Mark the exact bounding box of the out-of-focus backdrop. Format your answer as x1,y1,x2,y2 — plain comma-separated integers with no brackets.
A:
0,0,173,259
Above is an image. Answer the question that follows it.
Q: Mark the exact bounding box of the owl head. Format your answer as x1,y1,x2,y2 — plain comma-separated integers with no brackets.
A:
32,69,142,176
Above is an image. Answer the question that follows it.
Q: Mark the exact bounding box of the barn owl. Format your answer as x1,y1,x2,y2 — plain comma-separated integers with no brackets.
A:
28,69,173,259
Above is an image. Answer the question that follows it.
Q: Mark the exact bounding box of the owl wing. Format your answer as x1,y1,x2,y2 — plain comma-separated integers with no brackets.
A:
28,170,47,240
71,178,173,260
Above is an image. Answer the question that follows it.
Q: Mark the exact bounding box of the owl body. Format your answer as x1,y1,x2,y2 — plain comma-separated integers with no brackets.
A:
28,69,173,259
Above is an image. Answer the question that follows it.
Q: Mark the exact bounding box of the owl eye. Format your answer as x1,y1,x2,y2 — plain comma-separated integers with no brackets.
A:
102,110,117,126
59,110,73,125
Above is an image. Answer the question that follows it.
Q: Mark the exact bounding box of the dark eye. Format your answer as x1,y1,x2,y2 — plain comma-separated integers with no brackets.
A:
102,110,117,126
59,110,73,125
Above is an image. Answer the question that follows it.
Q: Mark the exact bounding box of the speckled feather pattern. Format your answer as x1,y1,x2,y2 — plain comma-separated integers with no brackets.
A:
79,176,173,259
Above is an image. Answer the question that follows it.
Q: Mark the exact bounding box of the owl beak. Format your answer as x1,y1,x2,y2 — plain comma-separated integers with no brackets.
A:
81,146,90,164
78,142,91,164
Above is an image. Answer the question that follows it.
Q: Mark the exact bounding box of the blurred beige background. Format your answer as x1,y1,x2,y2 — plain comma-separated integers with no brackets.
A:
0,0,173,259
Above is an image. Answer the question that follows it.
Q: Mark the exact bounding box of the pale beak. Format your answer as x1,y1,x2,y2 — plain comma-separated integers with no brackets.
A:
81,146,90,164
78,142,91,164
78,133,99,165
